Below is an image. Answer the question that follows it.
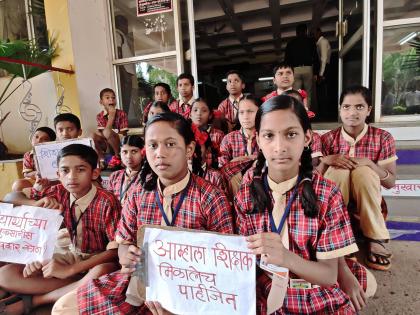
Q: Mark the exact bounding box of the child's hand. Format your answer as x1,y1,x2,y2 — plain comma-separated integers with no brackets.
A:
33,175,51,192
119,244,142,274
35,197,63,211
246,232,290,267
42,259,72,279
23,261,43,278
107,105,117,117
145,301,175,315
322,154,357,170
339,268,366,312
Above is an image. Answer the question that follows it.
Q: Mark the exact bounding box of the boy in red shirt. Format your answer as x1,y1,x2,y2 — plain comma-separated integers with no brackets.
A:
169,73,195,119
93,88,128,169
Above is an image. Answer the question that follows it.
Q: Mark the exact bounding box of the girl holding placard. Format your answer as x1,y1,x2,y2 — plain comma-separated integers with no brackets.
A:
235,95,375,314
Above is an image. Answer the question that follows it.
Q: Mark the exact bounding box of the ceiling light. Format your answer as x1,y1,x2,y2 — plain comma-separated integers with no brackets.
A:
258,77,274,81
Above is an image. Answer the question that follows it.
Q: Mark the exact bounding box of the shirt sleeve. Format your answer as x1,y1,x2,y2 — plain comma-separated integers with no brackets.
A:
30,184,60,201
115,192,139,244
202,186,234,234
311,132,323,158
118,110,129,132
316,185,358,259
319,39,329,76
96,113,105,129
22,152,34,173
218,135,231,167
378,131,398,165
104,195,122,250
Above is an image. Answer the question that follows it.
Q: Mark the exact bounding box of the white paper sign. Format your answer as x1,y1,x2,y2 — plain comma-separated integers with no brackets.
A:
34,138,93,180
0,204,63,264
381,180,420,197
144,228,256,315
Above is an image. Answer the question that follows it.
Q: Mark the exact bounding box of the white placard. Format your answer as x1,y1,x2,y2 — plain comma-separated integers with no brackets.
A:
381,180,420,197
0,204,63,264
144,227,256,315
34,138,94,180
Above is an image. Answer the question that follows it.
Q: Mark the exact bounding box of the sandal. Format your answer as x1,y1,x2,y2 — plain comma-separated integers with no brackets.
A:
368,239,393,259
0,294,32,315
366,252,392,271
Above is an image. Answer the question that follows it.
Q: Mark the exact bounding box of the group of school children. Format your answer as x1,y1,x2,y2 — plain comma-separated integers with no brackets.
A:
0,61,397,315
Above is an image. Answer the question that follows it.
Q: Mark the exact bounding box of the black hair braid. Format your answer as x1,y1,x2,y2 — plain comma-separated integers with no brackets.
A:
299,147,318,217
140,159,158,191
191,144,204,177
250,151,270,213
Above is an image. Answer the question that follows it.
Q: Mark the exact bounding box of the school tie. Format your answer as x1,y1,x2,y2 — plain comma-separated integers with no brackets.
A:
268,176,298,249
233,100,238,117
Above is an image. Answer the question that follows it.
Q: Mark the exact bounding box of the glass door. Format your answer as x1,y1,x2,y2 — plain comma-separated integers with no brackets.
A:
338,0,370,99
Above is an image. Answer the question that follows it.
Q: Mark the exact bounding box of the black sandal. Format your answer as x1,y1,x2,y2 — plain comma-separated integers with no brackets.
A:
368,239,393,258
366,252,391,271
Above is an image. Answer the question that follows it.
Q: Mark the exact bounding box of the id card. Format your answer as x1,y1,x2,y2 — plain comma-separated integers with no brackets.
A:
259,259,289,314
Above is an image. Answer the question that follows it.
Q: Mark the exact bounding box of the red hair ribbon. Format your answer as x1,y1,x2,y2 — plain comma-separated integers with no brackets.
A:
191,124,209,146
298,89,307,99
212,110,223,119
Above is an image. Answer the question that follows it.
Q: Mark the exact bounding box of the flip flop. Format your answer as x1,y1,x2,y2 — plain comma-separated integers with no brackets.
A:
0,294,32,315
368,239,393,259
366,252,391,271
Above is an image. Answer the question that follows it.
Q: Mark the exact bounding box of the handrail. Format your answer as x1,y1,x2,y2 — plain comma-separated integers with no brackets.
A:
0,56,74,74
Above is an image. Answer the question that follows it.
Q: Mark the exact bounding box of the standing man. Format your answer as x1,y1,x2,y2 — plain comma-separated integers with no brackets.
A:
285,24,318,109
315,27,331,112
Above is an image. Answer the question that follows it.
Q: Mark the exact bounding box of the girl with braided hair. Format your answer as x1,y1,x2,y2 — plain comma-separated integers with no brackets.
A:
235,95,374,314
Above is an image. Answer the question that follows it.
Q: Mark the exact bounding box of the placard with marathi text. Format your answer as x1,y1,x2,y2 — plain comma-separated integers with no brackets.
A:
143,226,256,315
34,138,93,180
0,203,63,264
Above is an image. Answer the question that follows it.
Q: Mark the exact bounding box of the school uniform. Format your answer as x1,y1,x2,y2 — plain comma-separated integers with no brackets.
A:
218,130,259,167
261,89,307,103
235,170,360,314
321,124,397,240
169,97,194,119
22,150,35,175
96,109,129,133
202,165,227,195
30,184,120,267
220,158,256,199
54,172,234,315
107,169,141,205
142,101,153,123
218,94,243,125
207,126,224,152
311,131,323,158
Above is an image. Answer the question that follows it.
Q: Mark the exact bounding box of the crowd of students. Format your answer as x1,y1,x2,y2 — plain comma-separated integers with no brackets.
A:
0,62,397,315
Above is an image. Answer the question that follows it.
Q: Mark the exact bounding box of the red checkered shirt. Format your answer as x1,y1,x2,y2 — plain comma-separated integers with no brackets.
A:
77,174,234,314
169,98,193,119
107,169,141,205
219,130,259,167
321,125,397,165
208,126,224,152
261,89,307,103
311,131,323,158
235,170,357,314
203,167,227,195
218,97,241,124
31,184,121,254
96,109,129,133
23,151,35,174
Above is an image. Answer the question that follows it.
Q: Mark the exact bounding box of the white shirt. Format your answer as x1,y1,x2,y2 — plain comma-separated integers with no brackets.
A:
316,36,331,76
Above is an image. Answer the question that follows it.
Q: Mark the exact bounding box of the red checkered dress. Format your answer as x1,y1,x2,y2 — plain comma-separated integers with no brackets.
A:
219,130,259,167
235,170,359,314
203,167,227,195
218,98,238,125
31,184,121,254
107,170,142,205
321,125,397,164
77,174,234,314
208,126,224,152
22,151,35,174
97,109,129,133
169,100,192,119
311,131,323,158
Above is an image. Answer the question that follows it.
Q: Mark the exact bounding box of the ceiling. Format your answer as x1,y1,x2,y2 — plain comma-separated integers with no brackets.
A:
186,0,339,70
